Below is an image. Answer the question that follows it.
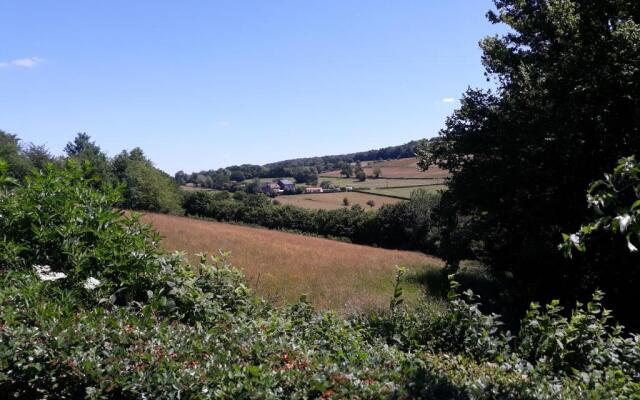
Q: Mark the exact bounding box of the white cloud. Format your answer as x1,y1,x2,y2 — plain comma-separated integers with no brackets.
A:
217,120,231,128
441,97,456,103
0,57,44,68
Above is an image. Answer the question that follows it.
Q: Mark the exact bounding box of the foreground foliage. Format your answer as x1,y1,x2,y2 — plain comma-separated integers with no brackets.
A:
1,166,639,399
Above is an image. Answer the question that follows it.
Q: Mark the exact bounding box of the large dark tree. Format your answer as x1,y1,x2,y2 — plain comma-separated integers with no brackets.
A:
418,1,640,322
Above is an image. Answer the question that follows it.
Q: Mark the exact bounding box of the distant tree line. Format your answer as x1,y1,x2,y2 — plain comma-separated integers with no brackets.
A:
175,164,320,189
182,188,441,253
0,130,183,214
175,140,425,188
264,140,420,171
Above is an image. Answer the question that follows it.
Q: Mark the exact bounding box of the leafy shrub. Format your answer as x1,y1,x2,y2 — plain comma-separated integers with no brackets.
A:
516,290,640,378
0,163,163,303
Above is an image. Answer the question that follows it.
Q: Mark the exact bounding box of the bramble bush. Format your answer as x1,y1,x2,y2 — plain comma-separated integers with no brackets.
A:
1,163,639,398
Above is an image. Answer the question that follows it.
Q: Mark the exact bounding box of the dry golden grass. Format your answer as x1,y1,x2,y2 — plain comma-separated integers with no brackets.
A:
141,213,443,313
276,192,401,210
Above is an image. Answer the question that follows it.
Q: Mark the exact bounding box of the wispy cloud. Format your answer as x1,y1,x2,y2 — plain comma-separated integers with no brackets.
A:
217,120,232,128
0,57,44,68
441,97,456,103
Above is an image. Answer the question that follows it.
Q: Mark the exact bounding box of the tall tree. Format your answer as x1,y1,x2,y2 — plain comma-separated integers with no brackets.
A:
418,0,640,316
112,148,183,214
23,143,56,171
340,163,353,178
64,133,112,183
0,131,32,179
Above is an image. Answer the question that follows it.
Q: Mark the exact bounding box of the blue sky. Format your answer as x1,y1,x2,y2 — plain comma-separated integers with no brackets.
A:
0,1,502,174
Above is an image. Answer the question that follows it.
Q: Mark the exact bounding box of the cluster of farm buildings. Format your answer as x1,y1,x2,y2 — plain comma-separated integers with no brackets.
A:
260,179,352,196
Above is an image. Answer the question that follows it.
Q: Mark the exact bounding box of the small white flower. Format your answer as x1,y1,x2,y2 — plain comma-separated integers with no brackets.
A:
616,214,633,233
569,234,581,246
628,240,638,252
587,195,605,209
83,277,101,290
33,265,67,281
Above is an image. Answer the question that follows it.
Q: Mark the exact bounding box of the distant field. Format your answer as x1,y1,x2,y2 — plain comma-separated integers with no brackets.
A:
320,157,449,179
276,191,401,210
180,185,216,192
142,213,443,313
242,177,295,184
319,177,447,189
361,185,447,199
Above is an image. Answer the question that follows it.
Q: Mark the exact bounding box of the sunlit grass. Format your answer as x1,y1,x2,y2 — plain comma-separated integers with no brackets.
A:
142,212,444,314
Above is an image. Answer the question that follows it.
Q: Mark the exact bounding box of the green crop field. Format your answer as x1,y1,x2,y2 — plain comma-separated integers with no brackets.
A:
319,176,446,190
360,185,448,199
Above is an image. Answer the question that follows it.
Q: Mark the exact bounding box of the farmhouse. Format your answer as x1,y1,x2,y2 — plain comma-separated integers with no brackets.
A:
305,187,323,193
277,179,295,191
261,182,281,194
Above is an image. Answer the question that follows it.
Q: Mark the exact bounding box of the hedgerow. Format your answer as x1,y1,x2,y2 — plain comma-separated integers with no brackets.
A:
182,189,440,253
1,163,639,399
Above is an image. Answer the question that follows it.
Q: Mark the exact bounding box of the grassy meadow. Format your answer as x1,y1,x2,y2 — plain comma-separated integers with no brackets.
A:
142,212,443,313
276,191,401,210
361,184,448,199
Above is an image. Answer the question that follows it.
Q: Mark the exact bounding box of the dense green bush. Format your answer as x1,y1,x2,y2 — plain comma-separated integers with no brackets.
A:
0,162,163,303
1,163,639,398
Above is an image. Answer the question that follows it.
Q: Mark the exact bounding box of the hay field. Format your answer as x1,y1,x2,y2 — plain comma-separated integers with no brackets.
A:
276,191,401,210
141,213,443,313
